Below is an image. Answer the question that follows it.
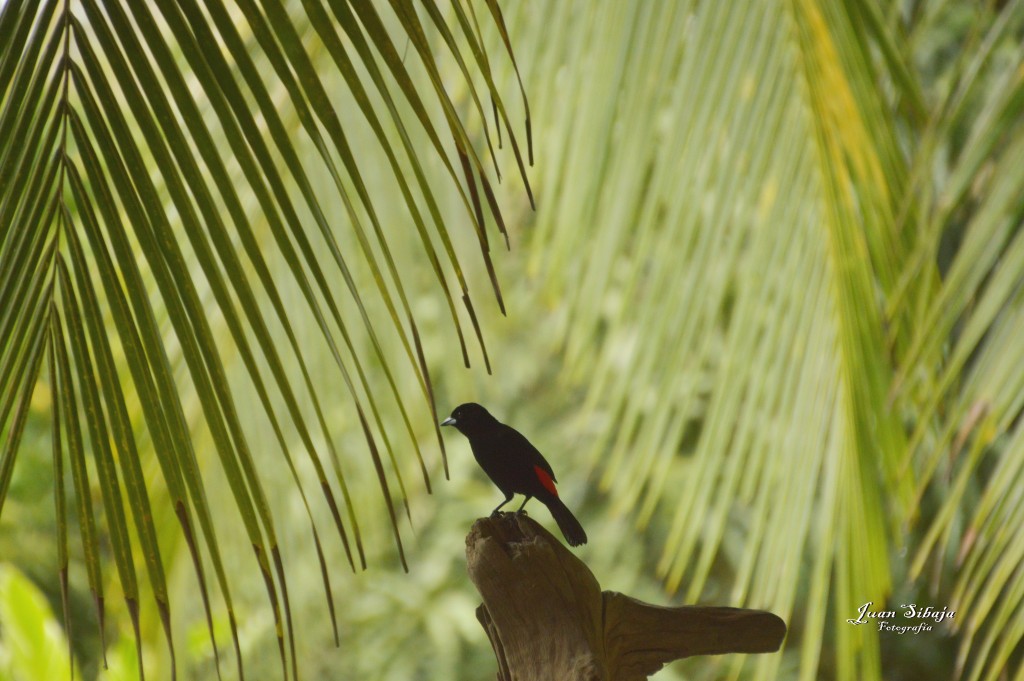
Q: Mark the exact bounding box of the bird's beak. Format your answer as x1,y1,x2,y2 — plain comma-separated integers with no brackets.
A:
440,417,456,427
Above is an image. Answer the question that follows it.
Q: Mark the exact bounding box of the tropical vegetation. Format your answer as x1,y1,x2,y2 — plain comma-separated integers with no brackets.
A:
2,1,1024,680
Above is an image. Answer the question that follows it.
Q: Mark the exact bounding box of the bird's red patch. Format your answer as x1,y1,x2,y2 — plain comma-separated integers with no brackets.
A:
534,466,558,496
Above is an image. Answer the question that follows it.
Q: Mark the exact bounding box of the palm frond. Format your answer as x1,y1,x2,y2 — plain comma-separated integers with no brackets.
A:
0,0,528,676
489,1,1024,680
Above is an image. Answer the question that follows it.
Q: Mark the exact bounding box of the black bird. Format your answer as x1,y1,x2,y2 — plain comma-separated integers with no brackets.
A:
441,403,587,547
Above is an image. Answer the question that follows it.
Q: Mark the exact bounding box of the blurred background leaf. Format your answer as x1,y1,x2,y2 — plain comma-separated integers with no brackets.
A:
0,563,79,681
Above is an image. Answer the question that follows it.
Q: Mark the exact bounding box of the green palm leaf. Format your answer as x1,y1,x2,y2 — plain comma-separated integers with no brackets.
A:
0,1,527,677
494,1,1024,680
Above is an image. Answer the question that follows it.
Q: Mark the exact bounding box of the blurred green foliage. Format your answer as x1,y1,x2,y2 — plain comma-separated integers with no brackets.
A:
4,1,1024,680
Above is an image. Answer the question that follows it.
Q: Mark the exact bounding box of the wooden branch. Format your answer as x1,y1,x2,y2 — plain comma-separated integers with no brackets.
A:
466,514,786,681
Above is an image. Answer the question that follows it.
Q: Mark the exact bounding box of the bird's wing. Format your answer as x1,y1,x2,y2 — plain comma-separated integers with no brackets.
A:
502,424,558,482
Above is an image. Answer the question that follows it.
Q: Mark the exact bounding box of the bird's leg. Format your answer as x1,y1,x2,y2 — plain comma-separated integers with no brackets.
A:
515,496,532,514
491,493,514,517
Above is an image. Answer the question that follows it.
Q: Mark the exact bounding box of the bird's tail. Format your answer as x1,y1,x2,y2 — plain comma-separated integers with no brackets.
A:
544,496,587,546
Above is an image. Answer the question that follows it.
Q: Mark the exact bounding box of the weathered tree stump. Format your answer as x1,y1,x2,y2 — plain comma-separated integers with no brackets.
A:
466,514,786,681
